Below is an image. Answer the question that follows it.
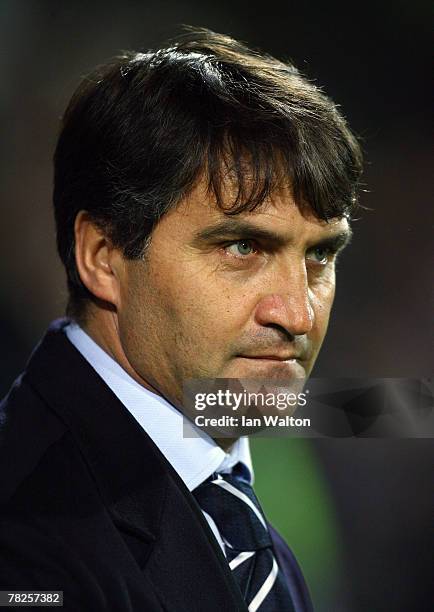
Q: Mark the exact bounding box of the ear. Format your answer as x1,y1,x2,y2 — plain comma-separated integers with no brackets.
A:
74,210,124,308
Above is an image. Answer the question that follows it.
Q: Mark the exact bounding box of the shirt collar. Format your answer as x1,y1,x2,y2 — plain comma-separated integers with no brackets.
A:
64,322,253,491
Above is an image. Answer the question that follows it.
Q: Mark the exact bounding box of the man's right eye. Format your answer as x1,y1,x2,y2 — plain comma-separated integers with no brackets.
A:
225,240,257,257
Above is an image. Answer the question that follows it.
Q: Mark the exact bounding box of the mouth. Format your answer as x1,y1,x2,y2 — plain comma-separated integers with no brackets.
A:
234,355,306,378
236,354,301,362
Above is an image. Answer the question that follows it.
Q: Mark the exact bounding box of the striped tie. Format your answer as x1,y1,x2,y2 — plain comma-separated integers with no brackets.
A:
194,468,296,611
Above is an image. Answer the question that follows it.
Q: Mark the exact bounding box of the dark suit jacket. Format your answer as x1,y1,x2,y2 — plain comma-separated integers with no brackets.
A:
0,320,313,611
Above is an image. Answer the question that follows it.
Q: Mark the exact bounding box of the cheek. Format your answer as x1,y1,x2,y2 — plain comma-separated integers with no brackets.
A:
167,266,251,331
118,280,153,356
309,274,336,334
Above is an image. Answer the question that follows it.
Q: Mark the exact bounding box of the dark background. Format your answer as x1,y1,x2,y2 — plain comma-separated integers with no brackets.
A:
1,1,432,611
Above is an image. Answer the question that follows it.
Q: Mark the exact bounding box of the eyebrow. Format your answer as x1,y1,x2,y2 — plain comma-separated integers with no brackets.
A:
192,218,353,252
312,229,353,253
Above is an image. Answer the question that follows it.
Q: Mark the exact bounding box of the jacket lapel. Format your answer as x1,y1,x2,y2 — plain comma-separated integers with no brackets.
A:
26,320,247,611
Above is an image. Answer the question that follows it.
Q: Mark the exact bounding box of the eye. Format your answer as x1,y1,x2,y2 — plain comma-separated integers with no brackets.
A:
306,246,332,265
225,240,256,257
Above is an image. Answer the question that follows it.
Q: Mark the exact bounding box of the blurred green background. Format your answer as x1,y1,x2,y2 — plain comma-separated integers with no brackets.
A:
252,439,341,611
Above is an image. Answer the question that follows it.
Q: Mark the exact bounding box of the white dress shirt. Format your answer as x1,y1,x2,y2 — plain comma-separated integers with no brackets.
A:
64,322,253,554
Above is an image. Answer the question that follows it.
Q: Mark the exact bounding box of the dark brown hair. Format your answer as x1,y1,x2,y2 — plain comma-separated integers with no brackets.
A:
53,28,363,319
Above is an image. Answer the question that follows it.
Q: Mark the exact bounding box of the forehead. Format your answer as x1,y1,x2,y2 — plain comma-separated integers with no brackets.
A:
170,178,349,243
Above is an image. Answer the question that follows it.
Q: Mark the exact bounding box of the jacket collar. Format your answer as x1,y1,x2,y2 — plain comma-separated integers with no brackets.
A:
64,321,254,491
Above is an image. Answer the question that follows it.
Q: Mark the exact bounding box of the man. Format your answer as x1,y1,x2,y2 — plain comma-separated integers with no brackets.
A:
0,29,362,611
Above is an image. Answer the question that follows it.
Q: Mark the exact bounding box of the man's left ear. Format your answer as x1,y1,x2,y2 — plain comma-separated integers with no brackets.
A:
74,210,124,309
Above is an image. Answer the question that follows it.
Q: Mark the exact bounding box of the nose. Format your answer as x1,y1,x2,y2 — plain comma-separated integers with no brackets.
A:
254,264,314,338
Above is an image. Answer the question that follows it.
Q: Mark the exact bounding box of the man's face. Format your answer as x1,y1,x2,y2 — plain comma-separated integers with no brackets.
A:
115,180,351,406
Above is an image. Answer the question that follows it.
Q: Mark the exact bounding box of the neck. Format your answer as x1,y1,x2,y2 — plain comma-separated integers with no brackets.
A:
76,309,240,454
79,307,161,396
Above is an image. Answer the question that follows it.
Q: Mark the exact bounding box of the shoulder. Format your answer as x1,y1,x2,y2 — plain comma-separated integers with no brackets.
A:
0,371,69,505
0,357,116,608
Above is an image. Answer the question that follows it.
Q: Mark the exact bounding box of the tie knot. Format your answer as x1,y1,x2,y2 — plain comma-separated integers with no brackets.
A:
194,471,272,551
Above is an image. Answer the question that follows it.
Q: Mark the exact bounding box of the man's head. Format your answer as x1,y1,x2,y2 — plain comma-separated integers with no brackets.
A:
54,29,362,406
